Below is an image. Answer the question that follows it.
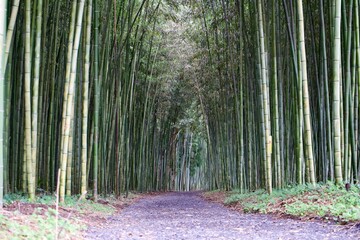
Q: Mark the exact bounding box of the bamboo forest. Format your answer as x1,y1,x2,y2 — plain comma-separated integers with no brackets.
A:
0,0,360,210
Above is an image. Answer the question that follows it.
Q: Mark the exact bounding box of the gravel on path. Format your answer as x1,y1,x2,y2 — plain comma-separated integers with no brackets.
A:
86,191,360,240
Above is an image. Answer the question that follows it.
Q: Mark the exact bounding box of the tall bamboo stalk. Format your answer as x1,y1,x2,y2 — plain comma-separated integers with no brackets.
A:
257,0,272,194
81,0,92,197
93,0,100,201
25,0,35,200
60,0,85,202
0,0,6,208
3,0,19,71
32,0,43,188
297,0,316,185
333,0,343,184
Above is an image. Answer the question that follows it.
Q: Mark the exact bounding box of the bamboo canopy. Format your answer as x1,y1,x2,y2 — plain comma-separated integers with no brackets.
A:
0,0,359,205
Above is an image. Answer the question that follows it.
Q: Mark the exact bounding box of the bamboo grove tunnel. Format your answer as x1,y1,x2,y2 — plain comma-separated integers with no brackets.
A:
0,0,360,204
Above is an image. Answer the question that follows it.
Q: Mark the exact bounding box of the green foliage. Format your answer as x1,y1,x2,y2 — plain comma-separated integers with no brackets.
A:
3,193,26,203
225,183,360,222
4,193,115,215
0,210,84,240
1,193,120,239
4,192,58,205
37,195,56,205
61,195,115,215
77,200,115,215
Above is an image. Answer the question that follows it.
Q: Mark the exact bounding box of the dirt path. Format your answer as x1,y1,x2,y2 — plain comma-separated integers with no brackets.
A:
86,192,360,240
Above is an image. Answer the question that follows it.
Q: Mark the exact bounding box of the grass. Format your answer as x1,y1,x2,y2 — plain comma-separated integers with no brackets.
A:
0,192,142,239
223,182,360,223
0,210,84,240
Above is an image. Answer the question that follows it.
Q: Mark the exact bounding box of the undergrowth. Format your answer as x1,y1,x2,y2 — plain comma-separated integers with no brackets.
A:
0,193,134,239
225,182,360,223
0,210,83,240
4,193,116,214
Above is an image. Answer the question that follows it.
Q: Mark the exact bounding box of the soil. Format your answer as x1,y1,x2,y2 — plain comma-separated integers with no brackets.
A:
86,191,360,240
